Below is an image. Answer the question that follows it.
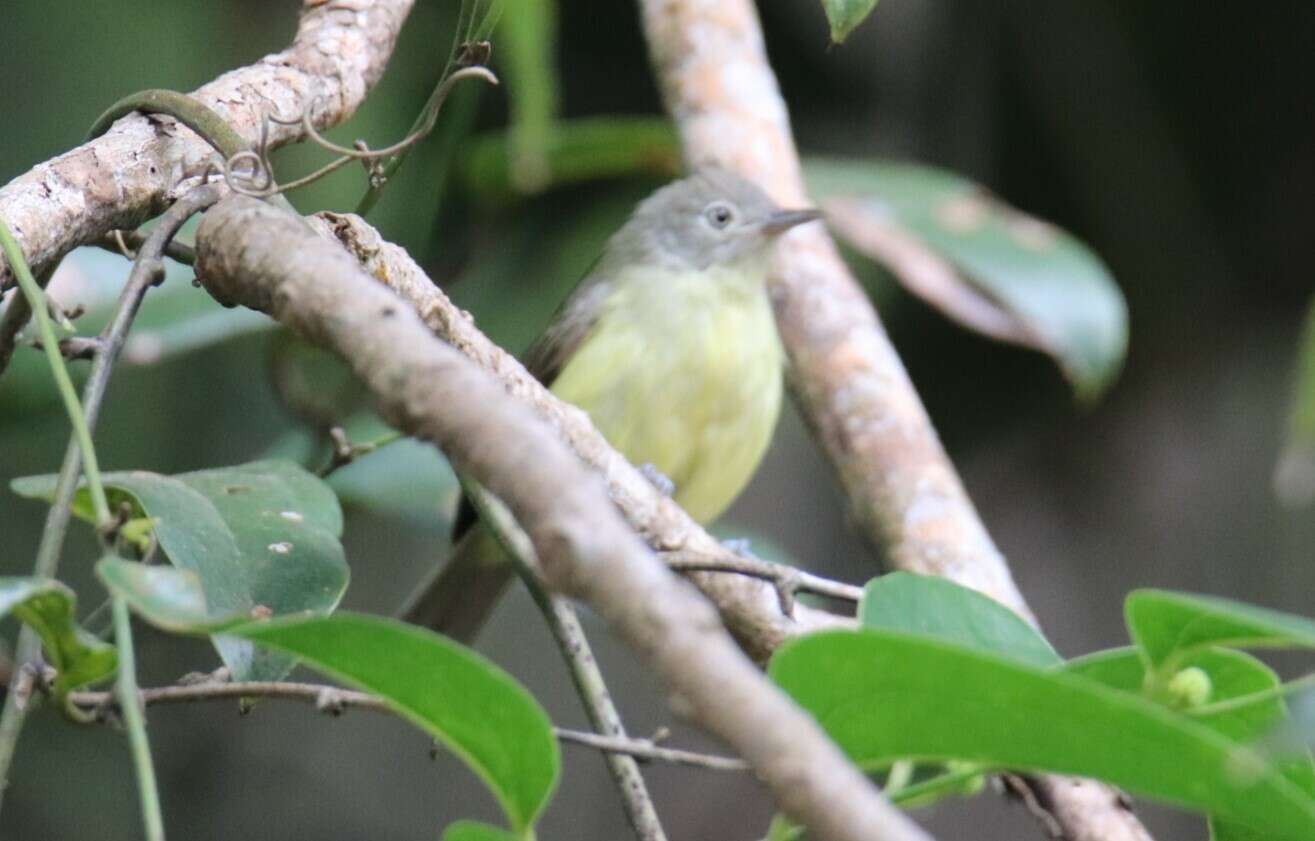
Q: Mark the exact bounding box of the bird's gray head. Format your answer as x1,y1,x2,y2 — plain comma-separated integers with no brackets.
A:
605,167,821,272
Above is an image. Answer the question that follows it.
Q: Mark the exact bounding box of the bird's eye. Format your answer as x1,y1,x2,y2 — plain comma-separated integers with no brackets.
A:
703,202,735,229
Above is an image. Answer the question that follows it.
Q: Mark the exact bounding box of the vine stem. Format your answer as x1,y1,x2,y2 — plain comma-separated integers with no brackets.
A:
0,219,110,524
113,595,165,841
462,478,669,841
0,187,219,812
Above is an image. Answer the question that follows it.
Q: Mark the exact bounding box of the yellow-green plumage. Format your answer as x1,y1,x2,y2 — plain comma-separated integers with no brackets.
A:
402,167,820,641
551,261,783,522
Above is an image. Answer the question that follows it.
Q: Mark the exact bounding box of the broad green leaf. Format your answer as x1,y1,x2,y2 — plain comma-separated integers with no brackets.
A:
1126,590,1315,670
859,572,1059,668
238,614,557,834
13,460,348,681
499,0,559,193
0,577,116,699
770,630,1315,839
822,0,879,43
98,561,557,834
806,158,1127,398
1275,297,1315,507
440,820,523,841
461,117,680,201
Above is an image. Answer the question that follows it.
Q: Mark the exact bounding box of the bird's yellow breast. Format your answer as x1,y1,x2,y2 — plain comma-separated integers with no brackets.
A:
549,263,783,524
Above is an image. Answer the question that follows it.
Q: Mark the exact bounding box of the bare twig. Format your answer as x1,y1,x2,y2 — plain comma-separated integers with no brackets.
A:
112,596,165,841
463,479,668,841
636,3,1153,840
555,730,747,772
194,195,935,841
661,548,864,611
67,680,747,771
94,230,196,266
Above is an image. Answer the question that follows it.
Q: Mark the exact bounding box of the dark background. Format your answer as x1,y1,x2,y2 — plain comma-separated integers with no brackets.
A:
2,1,1314,839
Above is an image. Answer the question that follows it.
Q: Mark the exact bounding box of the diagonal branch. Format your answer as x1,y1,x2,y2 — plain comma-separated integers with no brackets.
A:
637,2,1152,840
308,210,855,659
193,194,935,841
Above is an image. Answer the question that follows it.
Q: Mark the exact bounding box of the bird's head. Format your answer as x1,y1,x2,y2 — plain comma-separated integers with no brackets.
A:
611,167,821,271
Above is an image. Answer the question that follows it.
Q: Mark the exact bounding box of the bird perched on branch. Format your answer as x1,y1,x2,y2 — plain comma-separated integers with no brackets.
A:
402,167,821,640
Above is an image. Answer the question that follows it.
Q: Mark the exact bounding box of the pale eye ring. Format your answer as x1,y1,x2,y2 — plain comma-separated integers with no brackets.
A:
703,202,735,229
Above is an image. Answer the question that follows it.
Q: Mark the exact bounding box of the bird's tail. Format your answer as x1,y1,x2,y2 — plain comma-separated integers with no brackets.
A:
398,524,514,644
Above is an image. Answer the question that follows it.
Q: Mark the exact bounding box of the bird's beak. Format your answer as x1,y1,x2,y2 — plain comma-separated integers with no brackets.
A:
760,208,823,235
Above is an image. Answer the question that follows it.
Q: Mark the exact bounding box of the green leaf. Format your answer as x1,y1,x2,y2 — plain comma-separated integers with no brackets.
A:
13,460,348,682
461,117,680,201
859,572,1060,668
1126,589,1315,670
440,820,524,841
770,630,1315,839
498,0,560,193
1275,297,1315,507
97,561,557,834
806,158,1127,399
0,577,116,699
822,0,879,43
238,614,558,835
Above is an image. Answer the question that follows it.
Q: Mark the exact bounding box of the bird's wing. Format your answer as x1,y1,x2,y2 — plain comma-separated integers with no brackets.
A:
522,274,613,385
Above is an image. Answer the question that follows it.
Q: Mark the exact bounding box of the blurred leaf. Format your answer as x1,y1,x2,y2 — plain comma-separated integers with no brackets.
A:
770,630,1315,839
498,0,559,193
859,572,1060,668
806,158,1127,399
12,460,348,681
1275,297,1315,507
462,117,680,201
1126,589,1315,670
262,413,460,525
822,0,879,43
440,820,524,841
239,614,557,835
269,332,369,428
0,577,116,699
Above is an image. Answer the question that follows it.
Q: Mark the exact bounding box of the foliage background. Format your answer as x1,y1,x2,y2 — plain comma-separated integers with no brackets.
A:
2,1,1314,839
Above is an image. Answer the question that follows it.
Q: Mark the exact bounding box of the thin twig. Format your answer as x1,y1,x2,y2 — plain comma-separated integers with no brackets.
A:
660,548,864,611
318,426,405,477
112,596,165,841
463,478,668,841
0,185,219,810
95,231,196,266
66,680,745,771
555,730,747,772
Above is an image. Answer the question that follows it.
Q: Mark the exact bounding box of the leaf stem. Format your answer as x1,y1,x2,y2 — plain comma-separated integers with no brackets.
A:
1188,671,1315,718
113,595,166,841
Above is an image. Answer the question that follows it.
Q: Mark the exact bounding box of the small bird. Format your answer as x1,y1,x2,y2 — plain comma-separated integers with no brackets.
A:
403,167,821,640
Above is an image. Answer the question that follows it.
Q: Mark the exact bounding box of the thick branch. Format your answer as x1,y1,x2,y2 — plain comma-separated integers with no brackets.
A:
637,2,1152,840
0,0,414,292
309,210,852,659
193,195,934,841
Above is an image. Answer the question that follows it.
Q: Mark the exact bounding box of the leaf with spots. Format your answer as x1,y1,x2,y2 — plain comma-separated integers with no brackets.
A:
807,158,1127,399
11,460,348,681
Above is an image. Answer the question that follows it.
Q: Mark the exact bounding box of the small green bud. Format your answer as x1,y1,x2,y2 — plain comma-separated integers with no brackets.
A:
1167,666,1213,709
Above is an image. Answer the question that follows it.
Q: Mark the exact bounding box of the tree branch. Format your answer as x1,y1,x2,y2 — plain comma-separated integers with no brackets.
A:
192,195,935,841
636,2,1153,840
308,210,854,660
0,0,416,368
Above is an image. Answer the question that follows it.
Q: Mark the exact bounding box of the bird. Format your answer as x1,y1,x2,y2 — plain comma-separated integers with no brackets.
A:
402,167,822,641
